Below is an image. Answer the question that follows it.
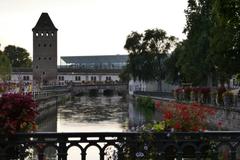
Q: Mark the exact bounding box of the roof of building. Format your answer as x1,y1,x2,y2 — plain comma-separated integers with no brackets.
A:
32,13,58,31
61,55,128,64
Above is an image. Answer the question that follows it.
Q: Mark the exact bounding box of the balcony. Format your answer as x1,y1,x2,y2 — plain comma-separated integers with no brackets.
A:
0,131,239,160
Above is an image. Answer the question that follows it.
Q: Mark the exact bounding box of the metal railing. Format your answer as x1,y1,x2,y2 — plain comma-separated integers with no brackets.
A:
1,131,240,160
134,91,174,99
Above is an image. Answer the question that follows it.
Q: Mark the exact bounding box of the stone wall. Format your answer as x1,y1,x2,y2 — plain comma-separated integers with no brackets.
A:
136,95,240,131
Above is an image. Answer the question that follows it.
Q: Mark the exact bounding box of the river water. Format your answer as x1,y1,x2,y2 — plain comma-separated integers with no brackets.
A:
39,95,163,159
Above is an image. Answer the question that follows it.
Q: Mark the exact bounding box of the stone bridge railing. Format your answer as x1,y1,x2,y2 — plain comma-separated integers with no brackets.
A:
71,82,128,95
1,132,240,160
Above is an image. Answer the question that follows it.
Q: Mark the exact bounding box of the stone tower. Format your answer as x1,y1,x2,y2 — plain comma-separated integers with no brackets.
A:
32,13,58,85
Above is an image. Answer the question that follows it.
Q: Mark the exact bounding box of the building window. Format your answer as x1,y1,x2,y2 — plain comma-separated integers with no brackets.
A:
42,72,46,75
36,33,39,37
41,32,44,36
36,65,39,69
75,76,81,81
44,57,47,60
38,57,41,60
58,76,64,81
91,76,96,81
46,32,49,36
106,76,111,81
44,44,47,47
38,44,41,47
23,76,29,81
49,57,52,60
51,33,54,36
49,44,52,47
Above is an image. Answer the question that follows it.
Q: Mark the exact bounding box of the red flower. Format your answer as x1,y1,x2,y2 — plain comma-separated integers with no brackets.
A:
174,123,181,130
0,93,38,134
164,111,173,120
155,101,161,108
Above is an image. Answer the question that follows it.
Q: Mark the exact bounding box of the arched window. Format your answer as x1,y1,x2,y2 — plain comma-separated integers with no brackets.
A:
36,33,39,36
41,32,44,36
46,32,49,36
51,32,54,36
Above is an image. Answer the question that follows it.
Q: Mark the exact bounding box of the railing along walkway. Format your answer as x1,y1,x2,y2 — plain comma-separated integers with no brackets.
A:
1,132,240,160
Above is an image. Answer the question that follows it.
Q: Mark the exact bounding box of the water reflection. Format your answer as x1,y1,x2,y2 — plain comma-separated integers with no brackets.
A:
58,96,129,132
37,95,163,159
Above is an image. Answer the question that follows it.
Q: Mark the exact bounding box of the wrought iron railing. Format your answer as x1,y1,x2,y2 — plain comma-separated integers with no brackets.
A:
1,131,240,160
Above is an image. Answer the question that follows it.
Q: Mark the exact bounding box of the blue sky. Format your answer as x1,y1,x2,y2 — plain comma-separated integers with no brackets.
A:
0,0,187,60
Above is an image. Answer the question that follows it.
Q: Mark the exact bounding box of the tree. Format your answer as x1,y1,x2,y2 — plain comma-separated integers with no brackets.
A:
176,0,214,86
124,29,177,91
208,0,240,85
119,65,130,83
3,45,32,67
0,50,11,82
164,42,184,84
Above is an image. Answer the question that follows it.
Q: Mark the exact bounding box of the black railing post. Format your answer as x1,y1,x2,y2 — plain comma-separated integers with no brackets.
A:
58,137,68,160
81,149,87,160
231,150,236,160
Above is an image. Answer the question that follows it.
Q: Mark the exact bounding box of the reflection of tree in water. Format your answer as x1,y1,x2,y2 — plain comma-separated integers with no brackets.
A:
59,96,128,123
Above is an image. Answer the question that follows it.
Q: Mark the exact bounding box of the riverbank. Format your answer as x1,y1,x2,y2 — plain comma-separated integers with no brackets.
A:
134,93,240,131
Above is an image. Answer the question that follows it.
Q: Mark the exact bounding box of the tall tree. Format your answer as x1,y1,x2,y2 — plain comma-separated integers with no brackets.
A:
0,50,11,82
124,29,176,91
208,0,240,85
177,0,214,86
164,42,184,84
3,45,32,67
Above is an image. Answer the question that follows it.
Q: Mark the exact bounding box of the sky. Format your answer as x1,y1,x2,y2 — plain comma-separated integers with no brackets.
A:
0,0,188,61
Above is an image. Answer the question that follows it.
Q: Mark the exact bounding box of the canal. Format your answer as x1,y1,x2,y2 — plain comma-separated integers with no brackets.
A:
38,95,163,159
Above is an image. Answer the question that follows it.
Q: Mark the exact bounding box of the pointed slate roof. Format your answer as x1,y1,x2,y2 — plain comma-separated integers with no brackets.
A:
32,13,58,31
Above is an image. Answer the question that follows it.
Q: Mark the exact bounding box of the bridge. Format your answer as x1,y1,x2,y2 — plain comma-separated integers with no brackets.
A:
70,82,128,96
1,131,239,159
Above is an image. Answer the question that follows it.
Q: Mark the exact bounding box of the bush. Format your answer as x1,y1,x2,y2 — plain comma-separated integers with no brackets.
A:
0,93,38,134
137,96,155,110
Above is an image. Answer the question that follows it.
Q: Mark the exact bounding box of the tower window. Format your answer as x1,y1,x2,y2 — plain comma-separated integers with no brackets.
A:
49,57,52,60
38,57,41,60
42,72,46,75
36,33,39,36
49,44,52,47
38,44,41,47
51,33,54,36
46,32,49,36
44,44,47,47
41,33,44,36
44,57,47,60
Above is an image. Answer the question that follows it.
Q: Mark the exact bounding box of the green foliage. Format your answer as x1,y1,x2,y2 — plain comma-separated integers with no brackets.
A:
124,29,177,91
137,96,155,110
165,0,240,86
0,52,11,82
3,45,32,67
119,65,130,82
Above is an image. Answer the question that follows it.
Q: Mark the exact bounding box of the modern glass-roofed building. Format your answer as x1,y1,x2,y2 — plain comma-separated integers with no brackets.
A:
60,55,128,70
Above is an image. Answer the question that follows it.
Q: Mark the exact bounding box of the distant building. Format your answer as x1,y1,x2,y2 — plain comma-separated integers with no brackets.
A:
32,13,58,85
60,55,128,70
10,13,128,88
